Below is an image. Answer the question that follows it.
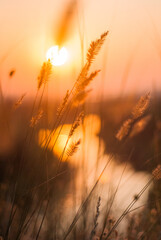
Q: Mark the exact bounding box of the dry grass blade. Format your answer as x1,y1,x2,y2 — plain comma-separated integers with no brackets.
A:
37,60,52,90
66,139,81,157
63,156,113,240
132,92,151,120
30,110,43,127
104,177,154,240
116,119,133,141
90,196,101,240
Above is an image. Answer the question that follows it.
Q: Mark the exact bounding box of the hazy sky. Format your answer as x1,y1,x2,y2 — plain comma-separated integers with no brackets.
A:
0,0,161,99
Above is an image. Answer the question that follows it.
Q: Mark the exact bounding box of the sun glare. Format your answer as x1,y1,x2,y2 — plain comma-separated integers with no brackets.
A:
46,45,68,66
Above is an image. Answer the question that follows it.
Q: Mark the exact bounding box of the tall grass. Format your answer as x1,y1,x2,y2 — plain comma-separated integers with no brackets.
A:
0,25,161,240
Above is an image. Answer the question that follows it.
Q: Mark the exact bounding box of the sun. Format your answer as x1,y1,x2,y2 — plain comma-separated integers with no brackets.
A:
46,45,68,66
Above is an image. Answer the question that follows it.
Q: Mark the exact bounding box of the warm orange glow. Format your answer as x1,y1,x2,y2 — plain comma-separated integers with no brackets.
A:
46,45,68,66
38,115,101,163
38,125,72,161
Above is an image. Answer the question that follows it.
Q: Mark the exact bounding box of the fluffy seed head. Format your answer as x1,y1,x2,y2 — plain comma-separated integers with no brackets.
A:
57,90,70,117
132,93,150,120
13,93,26,110
66,139,81,157
116,119,133,141
37,60,52,90
30,110,43,127
69,112,84,138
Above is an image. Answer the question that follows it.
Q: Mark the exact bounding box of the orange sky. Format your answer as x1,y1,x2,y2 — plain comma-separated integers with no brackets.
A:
0,0,161,100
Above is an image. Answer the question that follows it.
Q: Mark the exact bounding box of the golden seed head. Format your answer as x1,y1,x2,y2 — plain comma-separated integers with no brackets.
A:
30,110,43,127
13,93,26,110
116,118,133,141
132,92,150,120
66,139,81,157
37,59,52,90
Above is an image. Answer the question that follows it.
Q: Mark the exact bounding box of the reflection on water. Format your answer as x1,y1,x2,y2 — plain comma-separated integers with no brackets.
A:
38,114,151,230
39,125,72,160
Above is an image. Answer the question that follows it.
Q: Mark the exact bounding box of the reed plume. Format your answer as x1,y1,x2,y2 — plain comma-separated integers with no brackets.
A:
87,31,108,67
75,70,100,93
74,31,108,94
69,111,84,138
13,93,26,110
90,196,101,240
116,119,133,141
57,90,70,117
72,89,92,107
66,139,81,157
55,0,76,46
30,110,43,127
132,92,150,120
37,60,52,90
116,93,151,141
